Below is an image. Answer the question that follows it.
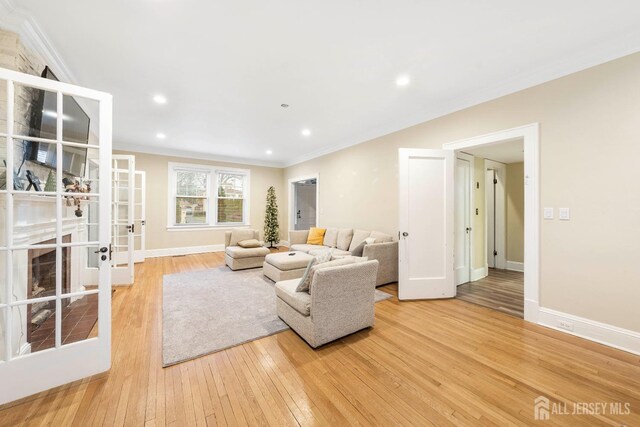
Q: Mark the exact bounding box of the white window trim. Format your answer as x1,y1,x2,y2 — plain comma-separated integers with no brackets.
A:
167,162,251,230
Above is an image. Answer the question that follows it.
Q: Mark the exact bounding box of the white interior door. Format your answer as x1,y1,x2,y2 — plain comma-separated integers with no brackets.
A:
111,155,135,285
455,153,472,285
0,68,112,404
398,148,455,300
133,171,146,263
486,169,496,268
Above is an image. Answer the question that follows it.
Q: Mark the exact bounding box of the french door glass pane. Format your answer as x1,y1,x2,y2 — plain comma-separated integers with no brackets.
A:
175,197,206,224
13,194,58,245
0,307,5,361
63,195,99,244
62,245,99,296
0,80,7,135
13,85,58,140
61,294,99,345
217,198,243,223
176,170,207,197
61,94,99,145
0,136,6,190
13,248,60,303
13,301,58,356
0,250,5,304
13,139,57,192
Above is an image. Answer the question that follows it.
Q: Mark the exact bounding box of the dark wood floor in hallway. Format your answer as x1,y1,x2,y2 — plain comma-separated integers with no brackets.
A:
457,268,525,318
0,253,638,426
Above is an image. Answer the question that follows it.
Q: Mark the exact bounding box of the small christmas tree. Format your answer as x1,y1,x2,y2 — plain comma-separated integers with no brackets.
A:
264,186,280,248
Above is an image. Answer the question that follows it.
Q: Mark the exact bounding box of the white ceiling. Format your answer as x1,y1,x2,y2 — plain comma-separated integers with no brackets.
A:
5,1,640,167
463,138,524,164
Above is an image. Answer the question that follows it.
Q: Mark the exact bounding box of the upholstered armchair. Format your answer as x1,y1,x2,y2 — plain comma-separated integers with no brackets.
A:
275,260,379,348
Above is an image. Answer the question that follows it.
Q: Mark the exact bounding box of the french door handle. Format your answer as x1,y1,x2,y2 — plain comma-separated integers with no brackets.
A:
466,227,472,233
402,232,409,237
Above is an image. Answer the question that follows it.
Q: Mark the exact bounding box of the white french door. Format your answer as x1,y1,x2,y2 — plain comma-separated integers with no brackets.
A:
133,170,146,263
398,148,455,300
111,155,135,284
0,67,112,404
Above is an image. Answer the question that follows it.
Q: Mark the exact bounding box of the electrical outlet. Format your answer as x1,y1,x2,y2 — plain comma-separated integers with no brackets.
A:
558,320,574,332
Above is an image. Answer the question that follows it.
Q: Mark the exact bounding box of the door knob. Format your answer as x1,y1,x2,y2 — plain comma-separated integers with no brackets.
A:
402,232,409,237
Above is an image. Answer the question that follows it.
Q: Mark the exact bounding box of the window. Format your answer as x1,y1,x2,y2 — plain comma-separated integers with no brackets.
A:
168,163,250,228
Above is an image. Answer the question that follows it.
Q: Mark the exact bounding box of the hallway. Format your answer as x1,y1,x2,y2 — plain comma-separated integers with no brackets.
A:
457,269,524,317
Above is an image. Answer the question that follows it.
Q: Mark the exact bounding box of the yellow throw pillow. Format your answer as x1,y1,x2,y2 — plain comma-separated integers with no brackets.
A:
306,227,326,245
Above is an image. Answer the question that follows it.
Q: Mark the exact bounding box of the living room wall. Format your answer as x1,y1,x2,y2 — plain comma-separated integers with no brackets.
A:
114,150,285,252
283,52,640,333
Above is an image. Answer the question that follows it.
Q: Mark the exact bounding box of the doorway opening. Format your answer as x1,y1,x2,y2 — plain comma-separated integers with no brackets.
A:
453,138,525,317
289,175,319,231
443,123,539,322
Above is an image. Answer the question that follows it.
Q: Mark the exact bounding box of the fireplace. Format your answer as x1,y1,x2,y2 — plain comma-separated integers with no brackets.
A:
27,235,71,342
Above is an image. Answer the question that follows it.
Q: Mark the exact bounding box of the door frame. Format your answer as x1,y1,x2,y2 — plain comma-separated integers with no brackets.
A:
485,159,507,270
454,152,474,285
443,123,540,322
288,173,319,233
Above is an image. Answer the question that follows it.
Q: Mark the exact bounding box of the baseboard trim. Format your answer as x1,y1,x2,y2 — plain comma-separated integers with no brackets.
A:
506,260,525,272
537,307,640,356
470,266,488,281
145,244,224,258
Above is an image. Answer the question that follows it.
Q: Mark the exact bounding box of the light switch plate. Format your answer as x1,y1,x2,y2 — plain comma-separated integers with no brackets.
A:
559,208,570,220
543,207,554,220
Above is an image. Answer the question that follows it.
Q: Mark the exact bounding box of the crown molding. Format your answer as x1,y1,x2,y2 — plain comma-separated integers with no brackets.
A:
114,142,285,169
283,30,640,168
0,0,77,84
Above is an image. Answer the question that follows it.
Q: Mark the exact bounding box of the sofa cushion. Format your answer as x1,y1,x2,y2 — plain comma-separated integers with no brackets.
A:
370,231,393,243
350,241,366,257
265,251,314,270
330,248,352,258
323,228,338,248
336,228,354,251
276,279,311,316
303,257,358,293
308,248,332,259
295,258,316,292
237,239,261,248
349,229,372,252
290,244,322,253
230,229,256,246
225,245,270,259
307,227,326,245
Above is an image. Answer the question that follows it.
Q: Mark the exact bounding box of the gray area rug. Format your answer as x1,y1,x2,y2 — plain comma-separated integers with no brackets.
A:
162,266,392,367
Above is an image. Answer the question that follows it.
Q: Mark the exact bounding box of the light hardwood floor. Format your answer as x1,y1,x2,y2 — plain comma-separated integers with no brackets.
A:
457,268,524,318
1,252,639,426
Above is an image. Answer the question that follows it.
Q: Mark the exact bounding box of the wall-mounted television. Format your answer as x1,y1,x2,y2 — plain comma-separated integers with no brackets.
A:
26,67,90,177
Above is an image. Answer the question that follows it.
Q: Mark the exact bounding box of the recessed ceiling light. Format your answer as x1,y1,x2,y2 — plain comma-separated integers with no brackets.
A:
301,128,311,136
396,75,410,87
266,150,273,155
281,103,289,108
156,132,166,139
153,94,167,104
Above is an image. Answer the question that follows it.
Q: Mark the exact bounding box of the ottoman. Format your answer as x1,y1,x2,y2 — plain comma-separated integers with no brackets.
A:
225,245,271,271
263,251,314,282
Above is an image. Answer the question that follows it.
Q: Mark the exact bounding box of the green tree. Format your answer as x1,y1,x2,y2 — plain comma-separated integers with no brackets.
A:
264,186,280,248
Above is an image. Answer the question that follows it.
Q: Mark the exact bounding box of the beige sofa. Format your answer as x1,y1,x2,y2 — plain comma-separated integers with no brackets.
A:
224,229,271,270
288,228,398,286
275,260,379,348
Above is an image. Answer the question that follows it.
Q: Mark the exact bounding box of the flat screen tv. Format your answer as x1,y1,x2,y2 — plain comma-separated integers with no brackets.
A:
26,66,90,177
